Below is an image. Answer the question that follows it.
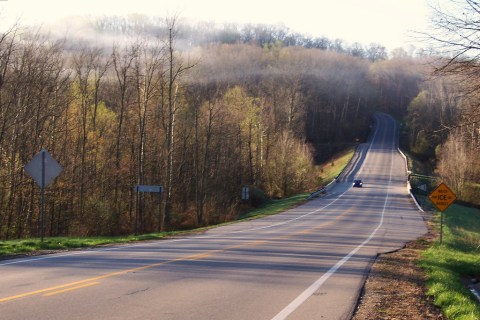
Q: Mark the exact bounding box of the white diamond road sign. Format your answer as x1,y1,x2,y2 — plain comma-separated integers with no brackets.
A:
24,149,62,187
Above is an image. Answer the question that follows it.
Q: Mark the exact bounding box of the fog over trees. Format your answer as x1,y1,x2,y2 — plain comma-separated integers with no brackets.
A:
406,0,480,205
0,8,475,239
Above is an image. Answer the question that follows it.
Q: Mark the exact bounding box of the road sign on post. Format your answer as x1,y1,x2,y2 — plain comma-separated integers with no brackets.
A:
428,182,457,212
134,185,163,234
428,182,457,244
242,186,250,201
24,149,63,188
24,149,63,241
135,185,163,193
418,184,427,192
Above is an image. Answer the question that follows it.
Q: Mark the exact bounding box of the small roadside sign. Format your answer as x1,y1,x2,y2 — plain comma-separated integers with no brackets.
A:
242,187,250,201
24,149,63,241
428,182,457,212
135,185,163,193
134,185,164,234
428,182,457,244
24,149,62,188
418,184,427,192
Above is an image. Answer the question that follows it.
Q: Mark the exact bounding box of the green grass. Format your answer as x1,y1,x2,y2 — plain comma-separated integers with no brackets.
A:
239,193,308,220
317,147,355,184
0,233,174,257
0,148,356,259
0,193,310,258
419,204,480,320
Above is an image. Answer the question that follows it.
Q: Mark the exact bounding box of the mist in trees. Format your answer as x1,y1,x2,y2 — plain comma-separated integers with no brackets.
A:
0,17,428,239
401,0,480,204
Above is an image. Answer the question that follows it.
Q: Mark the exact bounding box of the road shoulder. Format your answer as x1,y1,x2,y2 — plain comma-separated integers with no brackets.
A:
352,214,445,320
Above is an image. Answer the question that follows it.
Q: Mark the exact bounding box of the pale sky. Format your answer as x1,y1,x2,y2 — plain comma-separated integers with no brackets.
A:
0,0,431,50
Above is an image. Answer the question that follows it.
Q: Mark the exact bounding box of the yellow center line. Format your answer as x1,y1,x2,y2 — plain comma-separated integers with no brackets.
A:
187,241,268,260
43,282,100,297
0,208,354,303
0,262,175,303
280,207,354,240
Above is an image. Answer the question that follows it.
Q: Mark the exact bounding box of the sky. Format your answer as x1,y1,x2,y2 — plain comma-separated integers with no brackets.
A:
0,0,431,50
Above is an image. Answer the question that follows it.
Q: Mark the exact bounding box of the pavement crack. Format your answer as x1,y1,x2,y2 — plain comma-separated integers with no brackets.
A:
126,287,150,296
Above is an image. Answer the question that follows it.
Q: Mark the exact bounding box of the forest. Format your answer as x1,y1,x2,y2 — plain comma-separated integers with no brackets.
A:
0,10,476,239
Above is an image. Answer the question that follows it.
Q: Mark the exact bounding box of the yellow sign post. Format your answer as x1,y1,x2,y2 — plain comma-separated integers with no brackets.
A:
428,182,457,244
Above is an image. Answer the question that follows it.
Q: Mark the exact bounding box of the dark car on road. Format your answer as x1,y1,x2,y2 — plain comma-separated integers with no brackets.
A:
353,179,363,187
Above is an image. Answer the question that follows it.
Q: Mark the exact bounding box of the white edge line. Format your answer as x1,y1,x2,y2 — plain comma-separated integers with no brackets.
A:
470,287,480,303
0,117,381,268
397,147,424,212
0,190,350,267
270,113,390,320
2,135,379,267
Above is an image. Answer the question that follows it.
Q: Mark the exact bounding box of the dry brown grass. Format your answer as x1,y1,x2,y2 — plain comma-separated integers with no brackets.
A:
352,217,445,320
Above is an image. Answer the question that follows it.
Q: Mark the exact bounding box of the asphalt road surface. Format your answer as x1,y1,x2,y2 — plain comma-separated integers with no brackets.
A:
0,113,426,320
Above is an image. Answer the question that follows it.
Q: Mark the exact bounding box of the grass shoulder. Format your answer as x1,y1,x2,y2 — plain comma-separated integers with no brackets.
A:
316,147,356,184
419,204,480,320
0,192,310,260
0,147,355,260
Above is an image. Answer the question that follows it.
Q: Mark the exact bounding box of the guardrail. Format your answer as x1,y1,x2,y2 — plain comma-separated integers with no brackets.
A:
306,177,338,200
397,147,424,212
306,144,361,200
306,116,377,201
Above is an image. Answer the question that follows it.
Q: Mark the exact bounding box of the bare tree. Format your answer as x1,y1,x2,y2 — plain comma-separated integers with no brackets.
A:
428,0,480,109
111,43,138,229
417,1,480,203
163,16,195,226
133,41,165,232
71,47,111,222
436,129,469,195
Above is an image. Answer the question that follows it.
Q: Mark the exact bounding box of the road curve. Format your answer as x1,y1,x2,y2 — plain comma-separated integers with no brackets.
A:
0,113,426,320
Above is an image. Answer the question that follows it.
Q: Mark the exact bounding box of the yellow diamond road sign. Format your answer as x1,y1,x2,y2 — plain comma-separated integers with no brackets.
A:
428,182,457,212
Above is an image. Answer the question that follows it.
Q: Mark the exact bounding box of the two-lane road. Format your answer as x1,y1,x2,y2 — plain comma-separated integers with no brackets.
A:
0,113,426,319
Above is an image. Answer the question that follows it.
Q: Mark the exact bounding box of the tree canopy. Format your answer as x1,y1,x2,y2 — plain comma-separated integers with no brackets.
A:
0,17,431,239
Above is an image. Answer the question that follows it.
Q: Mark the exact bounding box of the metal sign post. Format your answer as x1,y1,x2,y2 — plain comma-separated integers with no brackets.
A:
24,149,63,241
242,186,250,202
41,151,45,241
428,182,457,244
134,185,163,235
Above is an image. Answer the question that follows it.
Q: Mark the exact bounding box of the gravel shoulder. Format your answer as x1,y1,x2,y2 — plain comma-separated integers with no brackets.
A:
1,210,449,319
352,214,445,320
